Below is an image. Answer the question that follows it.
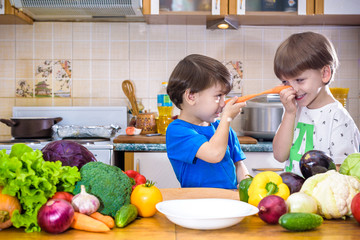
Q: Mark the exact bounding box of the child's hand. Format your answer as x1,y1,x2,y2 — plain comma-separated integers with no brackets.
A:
222,96,246,121
279,87,297,114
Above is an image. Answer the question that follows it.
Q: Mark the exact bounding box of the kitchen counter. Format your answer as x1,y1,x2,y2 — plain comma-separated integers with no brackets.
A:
1,187,359,240
113,135,272,152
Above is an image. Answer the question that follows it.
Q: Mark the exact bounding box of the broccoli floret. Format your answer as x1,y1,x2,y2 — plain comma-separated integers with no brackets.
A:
73,162,132,217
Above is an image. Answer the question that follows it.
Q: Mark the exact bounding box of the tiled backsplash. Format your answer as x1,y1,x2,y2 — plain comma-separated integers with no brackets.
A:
0,23,359,137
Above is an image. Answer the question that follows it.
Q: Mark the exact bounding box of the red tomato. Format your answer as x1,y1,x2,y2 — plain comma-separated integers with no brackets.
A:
126,127,135,135
50,192,73,203
351,192,360,223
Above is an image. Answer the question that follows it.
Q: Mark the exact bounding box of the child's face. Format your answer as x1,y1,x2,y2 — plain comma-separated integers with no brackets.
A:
192,84,227,124
281,68,327,108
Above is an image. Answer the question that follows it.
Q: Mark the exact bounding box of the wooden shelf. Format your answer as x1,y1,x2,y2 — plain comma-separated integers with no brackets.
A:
0,0,33,24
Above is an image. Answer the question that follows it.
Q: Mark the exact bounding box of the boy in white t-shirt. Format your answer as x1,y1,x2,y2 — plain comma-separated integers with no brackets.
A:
272,32,360,176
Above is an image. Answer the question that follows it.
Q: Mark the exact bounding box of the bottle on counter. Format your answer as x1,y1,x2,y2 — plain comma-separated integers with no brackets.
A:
157,82,173,135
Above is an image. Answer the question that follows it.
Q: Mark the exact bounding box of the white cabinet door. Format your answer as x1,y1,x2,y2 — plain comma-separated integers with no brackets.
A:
242,152,285,176
134,152,181,189
324,0,360,14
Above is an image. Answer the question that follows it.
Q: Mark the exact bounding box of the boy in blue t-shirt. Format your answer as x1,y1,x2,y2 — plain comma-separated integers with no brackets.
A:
166,54,249,189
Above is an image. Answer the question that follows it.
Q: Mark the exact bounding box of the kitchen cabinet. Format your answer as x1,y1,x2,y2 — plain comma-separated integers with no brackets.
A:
243,152,285,176
315,0,360,15
0,0,33,24
134,152,181,188
143,0,360,26
143,0,228,15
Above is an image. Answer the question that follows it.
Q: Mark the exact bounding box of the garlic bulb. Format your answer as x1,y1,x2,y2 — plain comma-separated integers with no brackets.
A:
72,185,100,215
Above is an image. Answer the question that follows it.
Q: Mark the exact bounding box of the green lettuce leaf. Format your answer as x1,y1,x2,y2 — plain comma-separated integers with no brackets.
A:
0,143,81,232
339,153,360,179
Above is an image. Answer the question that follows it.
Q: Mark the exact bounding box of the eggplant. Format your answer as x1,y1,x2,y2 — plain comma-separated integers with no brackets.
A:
299,150,336,179
280,172,305,194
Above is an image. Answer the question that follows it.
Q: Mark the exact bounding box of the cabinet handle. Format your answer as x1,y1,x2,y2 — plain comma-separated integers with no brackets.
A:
252,168,283,172
135,159,140,173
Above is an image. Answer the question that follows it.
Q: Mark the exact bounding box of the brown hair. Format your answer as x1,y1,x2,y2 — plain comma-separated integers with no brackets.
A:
167,54,232,109
274,32,338,84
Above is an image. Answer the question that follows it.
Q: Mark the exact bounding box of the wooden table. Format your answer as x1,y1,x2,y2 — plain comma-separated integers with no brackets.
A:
1,188,359,240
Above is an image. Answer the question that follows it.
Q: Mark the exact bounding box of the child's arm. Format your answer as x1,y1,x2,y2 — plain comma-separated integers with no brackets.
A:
196,97,245,163
235,161,249,183
273,87,297,162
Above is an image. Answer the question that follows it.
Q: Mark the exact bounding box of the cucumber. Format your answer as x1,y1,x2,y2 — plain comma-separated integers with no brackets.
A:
279,213,323,231
115,204,138,228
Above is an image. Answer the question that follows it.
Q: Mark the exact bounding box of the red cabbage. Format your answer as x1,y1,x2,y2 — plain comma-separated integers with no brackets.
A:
42,140,97,169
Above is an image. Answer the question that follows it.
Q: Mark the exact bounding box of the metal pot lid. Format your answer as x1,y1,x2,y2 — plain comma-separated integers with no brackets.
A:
246,94,283,108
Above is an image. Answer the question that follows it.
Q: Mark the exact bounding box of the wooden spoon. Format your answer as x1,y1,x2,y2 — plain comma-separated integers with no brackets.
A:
122,80,139,116
225,85,291,104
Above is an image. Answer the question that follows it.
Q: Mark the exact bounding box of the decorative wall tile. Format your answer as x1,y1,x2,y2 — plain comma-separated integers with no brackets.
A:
16,79,33,97
53,60,71,97
35,79,52,97
223,60,243,94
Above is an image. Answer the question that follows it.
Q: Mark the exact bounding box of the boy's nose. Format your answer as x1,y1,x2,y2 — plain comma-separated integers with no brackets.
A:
219,96,226,107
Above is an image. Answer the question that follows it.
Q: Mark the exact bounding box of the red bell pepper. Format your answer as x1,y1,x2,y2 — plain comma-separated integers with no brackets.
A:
124,170,147,190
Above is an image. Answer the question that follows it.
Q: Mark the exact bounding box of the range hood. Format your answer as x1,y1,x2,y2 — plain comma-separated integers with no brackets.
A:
10,0,144,22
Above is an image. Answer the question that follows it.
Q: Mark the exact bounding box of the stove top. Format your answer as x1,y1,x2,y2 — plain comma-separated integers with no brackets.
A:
0,138,52,144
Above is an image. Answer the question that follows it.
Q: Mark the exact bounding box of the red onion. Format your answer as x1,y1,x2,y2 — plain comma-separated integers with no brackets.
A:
37,199,74,234
258,195,287,224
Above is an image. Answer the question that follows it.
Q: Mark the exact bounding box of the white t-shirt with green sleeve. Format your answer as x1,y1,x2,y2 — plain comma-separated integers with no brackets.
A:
284,101,360,177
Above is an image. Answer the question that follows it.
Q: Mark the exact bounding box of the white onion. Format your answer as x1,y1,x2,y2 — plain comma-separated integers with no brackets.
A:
286,192,318,213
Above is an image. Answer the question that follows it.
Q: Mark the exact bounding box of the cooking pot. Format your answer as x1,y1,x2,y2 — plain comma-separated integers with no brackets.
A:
0,117,62,139
240,94,283,140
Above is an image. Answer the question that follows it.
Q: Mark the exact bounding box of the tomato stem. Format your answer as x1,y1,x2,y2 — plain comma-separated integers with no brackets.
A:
144,180,156,188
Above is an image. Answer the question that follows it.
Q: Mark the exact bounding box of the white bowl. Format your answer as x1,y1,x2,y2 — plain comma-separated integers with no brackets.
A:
156,198,259,230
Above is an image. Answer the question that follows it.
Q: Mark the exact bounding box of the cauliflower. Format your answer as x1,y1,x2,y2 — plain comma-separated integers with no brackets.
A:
300,170,360,219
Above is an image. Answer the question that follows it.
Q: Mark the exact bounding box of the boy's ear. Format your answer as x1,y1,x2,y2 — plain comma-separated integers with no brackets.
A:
184,89,197,105
321,65,332,84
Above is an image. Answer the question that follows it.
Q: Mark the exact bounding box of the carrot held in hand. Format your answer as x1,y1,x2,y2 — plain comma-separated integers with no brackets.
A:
225,85,291,104
90,212,115,229
71,212,110,232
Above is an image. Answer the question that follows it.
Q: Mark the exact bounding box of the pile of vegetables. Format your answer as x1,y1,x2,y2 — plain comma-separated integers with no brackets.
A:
0,144,81,232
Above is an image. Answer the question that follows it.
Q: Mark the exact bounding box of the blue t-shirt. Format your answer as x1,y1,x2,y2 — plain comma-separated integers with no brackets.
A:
166,119,246,189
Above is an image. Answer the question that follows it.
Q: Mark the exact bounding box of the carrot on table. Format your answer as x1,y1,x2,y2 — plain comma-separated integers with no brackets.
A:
71,212,110,232
90,212,115,229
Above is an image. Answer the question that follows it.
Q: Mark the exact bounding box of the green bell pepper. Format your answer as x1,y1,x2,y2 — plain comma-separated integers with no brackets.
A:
238,176,253,202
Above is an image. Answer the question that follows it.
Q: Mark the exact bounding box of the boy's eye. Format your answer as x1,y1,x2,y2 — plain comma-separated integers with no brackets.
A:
296,78,304,82
281,80,289,85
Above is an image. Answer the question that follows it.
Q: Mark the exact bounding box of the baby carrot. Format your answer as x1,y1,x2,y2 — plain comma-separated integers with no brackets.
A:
71,212,110,232
90,212,115,229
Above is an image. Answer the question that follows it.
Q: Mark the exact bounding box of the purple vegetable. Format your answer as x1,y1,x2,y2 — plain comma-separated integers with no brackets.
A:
42,140,96,169
280,172,305,194
37,199,74,234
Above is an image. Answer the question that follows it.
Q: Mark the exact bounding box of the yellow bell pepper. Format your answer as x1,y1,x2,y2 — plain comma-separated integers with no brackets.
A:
248,171,290,207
